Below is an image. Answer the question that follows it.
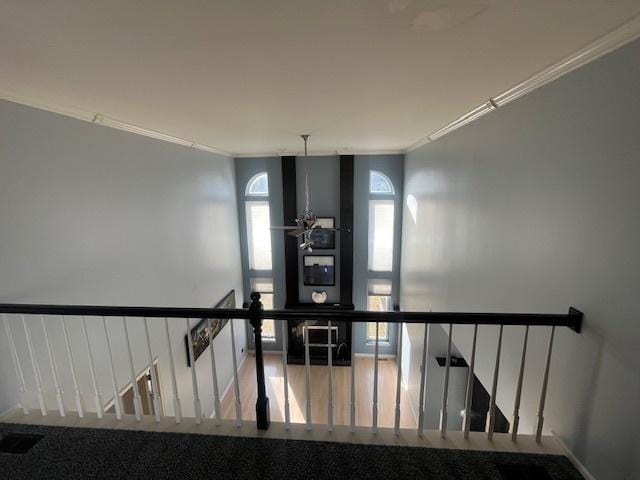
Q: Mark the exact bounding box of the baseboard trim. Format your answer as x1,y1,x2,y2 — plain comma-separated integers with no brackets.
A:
247,349,282,355
551,431,597,480
354,353,397,359
0,404,20,420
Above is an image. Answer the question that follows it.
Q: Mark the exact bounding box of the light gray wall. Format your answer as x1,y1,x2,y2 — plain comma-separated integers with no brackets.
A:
353,154,404,355
401,39,640,480
0,99,245,418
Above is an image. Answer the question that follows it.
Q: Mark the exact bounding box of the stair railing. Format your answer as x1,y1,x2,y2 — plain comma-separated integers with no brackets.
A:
0,296,582,443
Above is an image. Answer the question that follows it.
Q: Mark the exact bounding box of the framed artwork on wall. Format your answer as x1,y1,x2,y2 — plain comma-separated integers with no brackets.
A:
185,289,235,367
309,217,335,249
303,255,335,286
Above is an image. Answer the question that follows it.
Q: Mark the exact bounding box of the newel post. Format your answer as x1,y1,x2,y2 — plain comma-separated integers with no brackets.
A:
250,292,270,430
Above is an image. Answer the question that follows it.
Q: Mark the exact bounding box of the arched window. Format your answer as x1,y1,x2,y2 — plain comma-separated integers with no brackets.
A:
366,169,396,342
246,172,269,196
369,170,394,195
244,171,275,339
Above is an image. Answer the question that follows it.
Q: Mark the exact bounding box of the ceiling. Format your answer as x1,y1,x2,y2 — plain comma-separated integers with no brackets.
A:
1,1,639,156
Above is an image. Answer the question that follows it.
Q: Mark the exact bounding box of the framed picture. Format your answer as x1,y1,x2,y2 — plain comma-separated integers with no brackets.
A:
303,255,335,286
185,289,235,367
309,217,335,249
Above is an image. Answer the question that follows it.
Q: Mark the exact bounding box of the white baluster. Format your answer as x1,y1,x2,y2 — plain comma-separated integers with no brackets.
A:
462,324,478,439
123,317,143,421
40,315,65,416
281,319,291,429
394,322,403,435
82,316,103,419
207,318,221,425
511,325,529,441
3,314,30,414
487,324,503,440
417,323,430,436
535,326,556,443
304,320,312,430
102,317,123,420
22,315,47,415
60,315,84,418
185,317,202,424
439,323,453,438
327,320,333,432
372,322,380,434
349,321,356,433
229,318,242,427
163,318,181,423
143,317,162,422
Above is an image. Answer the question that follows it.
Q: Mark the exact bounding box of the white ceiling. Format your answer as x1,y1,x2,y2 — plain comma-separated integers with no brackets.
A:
1,1,639,156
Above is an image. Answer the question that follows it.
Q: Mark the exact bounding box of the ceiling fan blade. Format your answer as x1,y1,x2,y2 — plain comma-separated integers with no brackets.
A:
270,226,300,230
287,228,307,237
312,227,352,233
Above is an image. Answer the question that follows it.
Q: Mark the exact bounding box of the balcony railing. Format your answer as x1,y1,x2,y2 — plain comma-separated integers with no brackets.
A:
0,294,582,443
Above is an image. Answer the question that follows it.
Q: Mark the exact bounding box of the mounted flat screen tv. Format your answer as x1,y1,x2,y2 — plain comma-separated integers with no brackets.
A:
303,255,335,286
185,289,235,367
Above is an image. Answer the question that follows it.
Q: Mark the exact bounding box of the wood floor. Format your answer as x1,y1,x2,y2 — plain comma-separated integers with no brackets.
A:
220,354,418,429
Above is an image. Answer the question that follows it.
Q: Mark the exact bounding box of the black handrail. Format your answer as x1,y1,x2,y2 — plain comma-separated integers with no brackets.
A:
0,302,583,332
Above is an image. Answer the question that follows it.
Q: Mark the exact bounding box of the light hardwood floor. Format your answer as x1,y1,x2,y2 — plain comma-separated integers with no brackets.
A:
220,354,418,429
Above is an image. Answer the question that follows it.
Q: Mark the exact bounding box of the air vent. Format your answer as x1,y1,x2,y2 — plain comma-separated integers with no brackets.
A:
0,433,44,454
496,464,553,480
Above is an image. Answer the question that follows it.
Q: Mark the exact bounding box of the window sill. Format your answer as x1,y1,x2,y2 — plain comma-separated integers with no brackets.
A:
366,341,391,346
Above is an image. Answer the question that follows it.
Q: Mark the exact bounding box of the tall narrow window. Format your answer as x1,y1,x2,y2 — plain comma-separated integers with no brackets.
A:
366,279,392,342
367,170,396,343
245,171,274,311
246,201,272,270
251,277,275,341
368,199,394,272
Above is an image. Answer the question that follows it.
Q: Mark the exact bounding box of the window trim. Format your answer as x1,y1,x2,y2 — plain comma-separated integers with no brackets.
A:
369,170,395,195
245,172,269,197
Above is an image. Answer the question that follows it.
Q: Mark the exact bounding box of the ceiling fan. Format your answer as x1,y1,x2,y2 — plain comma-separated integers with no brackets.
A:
270,134,350,252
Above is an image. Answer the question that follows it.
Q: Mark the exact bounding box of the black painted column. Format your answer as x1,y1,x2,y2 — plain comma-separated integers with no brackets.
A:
249,292,270,429
340,154,354,308
282,155,299,307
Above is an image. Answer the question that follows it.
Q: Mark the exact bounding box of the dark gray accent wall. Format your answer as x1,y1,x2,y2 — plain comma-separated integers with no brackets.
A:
296,155,341,304
401,38,640,480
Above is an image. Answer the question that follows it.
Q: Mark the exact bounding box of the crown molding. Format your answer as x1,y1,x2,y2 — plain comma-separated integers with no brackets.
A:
405,12,640,153
337,149,405,156
233,153,282,158
0,91,233,158
0,90,96,123
234,149,404,158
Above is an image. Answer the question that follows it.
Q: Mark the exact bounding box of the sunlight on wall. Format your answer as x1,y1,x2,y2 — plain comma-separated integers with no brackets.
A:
406,194,418,224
